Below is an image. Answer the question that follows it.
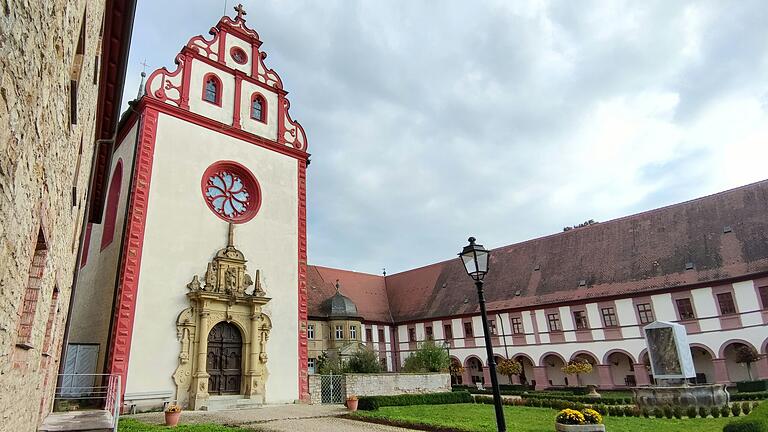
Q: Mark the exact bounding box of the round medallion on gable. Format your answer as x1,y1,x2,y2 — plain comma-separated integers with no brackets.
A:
201,161,261,224
230,46,248,65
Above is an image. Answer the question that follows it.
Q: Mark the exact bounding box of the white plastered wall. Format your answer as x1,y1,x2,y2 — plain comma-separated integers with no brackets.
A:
124,112,299,403
188,59,236,126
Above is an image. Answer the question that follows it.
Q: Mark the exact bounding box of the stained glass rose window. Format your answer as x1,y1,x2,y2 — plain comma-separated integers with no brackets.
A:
201,161,261,223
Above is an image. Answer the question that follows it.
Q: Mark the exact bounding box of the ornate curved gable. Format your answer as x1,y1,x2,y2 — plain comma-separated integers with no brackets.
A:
145,5,308,152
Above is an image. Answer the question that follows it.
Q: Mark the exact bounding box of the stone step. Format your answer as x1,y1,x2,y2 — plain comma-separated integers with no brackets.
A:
205,396,263,411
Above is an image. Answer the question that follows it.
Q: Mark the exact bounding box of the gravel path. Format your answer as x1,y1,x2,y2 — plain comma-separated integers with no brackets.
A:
251,417,418,432
129,403,347,426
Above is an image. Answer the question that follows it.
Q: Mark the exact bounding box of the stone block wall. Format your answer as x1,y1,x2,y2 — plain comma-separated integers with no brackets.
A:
0,1,107,430
308,373,450,403
345,373,451,397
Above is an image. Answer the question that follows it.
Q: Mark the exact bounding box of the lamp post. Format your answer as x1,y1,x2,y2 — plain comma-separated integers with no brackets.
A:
459,237,506,432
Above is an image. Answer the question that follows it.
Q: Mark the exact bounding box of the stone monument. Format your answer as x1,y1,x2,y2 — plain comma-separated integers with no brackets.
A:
633,321,729,409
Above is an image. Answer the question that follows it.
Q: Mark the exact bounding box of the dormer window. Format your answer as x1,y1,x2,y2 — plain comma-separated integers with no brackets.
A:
203,74,221,105
251,94,266,122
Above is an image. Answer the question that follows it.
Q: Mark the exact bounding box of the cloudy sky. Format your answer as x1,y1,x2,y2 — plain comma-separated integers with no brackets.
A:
122,0,768,275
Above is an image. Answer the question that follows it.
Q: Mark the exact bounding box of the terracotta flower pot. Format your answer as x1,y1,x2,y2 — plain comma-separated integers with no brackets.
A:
555,423,605,432
346,399,359,411
165,411,181,427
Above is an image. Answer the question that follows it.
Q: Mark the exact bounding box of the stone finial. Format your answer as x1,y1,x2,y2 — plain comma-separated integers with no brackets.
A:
234,3,247,20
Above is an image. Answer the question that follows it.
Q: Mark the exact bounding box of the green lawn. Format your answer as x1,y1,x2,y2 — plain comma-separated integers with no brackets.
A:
118,418,247,432
352,404,733,432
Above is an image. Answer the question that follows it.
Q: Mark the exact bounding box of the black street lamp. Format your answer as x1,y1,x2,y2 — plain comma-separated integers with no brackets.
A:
459,237,506,432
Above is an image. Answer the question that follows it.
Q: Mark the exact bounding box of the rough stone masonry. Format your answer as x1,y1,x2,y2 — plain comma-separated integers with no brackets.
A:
0,1,107,430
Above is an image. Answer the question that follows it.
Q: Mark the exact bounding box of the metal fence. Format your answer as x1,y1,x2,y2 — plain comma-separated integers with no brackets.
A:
320,374,345,404
54,373,121,432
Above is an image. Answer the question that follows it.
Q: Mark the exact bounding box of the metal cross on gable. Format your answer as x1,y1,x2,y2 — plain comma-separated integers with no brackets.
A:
234,3,247,20
139,58,149,74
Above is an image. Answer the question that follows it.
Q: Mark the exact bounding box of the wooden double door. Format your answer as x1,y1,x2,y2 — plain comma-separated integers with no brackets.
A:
207,322,242,395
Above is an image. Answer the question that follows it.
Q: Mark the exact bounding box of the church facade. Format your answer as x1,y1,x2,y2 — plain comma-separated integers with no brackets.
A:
68,9,309,409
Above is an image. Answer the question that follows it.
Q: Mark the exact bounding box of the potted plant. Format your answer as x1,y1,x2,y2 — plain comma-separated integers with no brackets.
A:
555,408,605,431
346,395,359,412
164,403,182,427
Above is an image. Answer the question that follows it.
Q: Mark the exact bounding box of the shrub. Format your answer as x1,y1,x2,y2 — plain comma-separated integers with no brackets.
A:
625,406,637,417
723,399,768,432
699,406,709,418
687,406,698,418
595,404,607,416
731,392,768,401
402,340,451,373
722,405,732,418
744,402,753,415
344,349,382,373
642,407,651,418
582,408,603,424
673,406,683,419
556,409,586,425
316,352,343,375
737,380,768,393
733,403,743,417
712,406,721,418
357,391,472,411
653,408,664,419
561,360,593,387
664,406,674,419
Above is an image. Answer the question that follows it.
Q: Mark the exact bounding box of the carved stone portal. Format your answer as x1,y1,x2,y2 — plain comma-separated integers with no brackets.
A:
173,224,271,410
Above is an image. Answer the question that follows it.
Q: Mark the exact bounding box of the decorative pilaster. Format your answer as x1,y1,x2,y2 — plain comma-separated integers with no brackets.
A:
533,366,548,390
597,365,614,389
712,358,730,384
633,364,651,386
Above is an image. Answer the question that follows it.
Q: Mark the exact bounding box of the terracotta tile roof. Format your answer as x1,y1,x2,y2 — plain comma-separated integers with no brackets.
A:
307,265,391,322
309,179,768,324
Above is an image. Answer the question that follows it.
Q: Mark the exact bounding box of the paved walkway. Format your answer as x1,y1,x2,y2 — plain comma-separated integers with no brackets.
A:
128,404,417,430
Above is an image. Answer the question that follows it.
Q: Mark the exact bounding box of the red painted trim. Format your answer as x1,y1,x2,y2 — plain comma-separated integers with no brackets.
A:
201,72,223,106
106,108,159,395
297,158,309,401
100,159,124,250
200,160,261,224
249,92,267,123
141,97,308,161
251,43,258,78
80,223,93,268
218,30,227,64
232,73,243,129
230,46,248,65
180,53,192,110
182,46,287,96
114,110,140,151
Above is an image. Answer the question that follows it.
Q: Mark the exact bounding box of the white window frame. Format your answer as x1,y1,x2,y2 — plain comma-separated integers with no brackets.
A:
307,324,315,339
350,325,357,339
335,325,343,339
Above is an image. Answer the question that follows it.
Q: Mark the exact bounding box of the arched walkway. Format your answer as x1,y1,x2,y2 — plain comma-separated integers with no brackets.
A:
541,353,567,387
514,354,535,388
493,355,512,385
722,341,759,382
569,352,599,387
605,351,635,387
450,357,463,385
690,344,715,384
465,356,484,385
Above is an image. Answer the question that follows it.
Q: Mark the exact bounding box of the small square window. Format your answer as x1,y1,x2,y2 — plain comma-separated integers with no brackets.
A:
408,327,416,342
511,317,523,334
716,292,737,315
676,298,696,321
573,311,589,330
307,324,315,340
547,313,561,332
601,307,618,327
463,322,473,338
425,326,433,340
636,303,654,324
443,324,453,340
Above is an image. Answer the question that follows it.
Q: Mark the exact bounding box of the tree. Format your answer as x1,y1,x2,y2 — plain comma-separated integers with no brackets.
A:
562,359,593,386
316,352,343,375
735,345,761,381
496,359,522,384
344,348,382,374
402,340,451,373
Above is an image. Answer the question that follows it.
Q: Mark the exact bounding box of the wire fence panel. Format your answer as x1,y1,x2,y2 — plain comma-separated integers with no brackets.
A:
320,374,345,404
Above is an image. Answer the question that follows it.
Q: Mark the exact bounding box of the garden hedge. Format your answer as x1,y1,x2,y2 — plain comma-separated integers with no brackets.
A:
723,401,767,432
357,391,473,411
454,386,633,405
733,392,768,401
737,381,768,393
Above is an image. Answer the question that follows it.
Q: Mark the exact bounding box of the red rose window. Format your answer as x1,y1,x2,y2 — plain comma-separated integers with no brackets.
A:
202,161,261,223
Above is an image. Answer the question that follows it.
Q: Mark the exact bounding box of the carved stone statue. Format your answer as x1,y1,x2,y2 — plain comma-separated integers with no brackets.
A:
187,275,201,291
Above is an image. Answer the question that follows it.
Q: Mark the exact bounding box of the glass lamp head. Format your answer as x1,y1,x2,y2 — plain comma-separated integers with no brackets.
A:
459,237,490,281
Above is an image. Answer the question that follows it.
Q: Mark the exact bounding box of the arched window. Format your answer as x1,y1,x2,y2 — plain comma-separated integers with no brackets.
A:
101,160,123,250
203,74,221,105
250,93,266,122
